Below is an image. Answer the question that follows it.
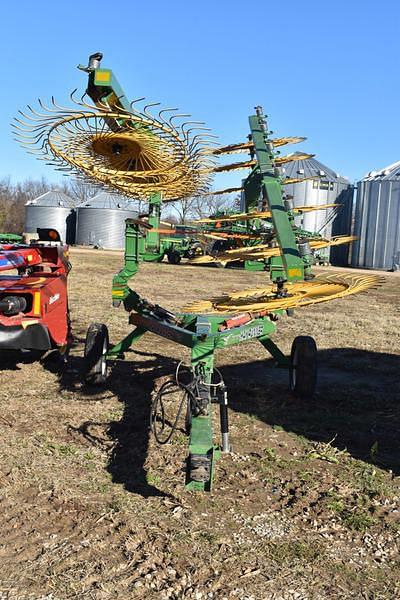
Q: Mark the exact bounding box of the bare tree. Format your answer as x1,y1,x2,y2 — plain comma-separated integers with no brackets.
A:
14,177,49,202
164,194,241,224
0,177,62,233
166,197,198,224
0,177,41,232
162,212,179,225
62,178,98,204
190,194,239,220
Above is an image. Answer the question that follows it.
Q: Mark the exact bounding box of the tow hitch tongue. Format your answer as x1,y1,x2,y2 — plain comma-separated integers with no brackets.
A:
0,296,27,315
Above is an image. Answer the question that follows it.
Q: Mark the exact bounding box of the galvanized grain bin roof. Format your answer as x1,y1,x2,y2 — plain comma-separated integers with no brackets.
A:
363,160,400,181
352,160,400,269
76,191,137,249
282,158,352,266
26,190,76,207
282,157,349,184
25,190,76,243
78,192,133,210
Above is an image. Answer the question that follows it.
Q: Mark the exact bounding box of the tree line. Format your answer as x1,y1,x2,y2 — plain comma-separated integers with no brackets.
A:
0,177,99,234
0,176,240,233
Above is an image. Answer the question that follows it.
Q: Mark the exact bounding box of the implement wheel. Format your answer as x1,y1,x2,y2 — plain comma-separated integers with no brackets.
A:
186,243,203,260
83,323,109,385
167,250,181,264
289,335,317,398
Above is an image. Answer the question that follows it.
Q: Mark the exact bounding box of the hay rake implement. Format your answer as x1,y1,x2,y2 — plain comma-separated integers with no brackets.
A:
14,53,380,491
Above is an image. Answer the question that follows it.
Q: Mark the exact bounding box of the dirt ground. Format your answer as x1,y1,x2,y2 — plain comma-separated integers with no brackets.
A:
0,249,399,600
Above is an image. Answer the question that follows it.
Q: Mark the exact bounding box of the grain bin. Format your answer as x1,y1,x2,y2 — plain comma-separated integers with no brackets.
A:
25,190,76,243
352,161,400,270
282,158,353,264
76,192,138,249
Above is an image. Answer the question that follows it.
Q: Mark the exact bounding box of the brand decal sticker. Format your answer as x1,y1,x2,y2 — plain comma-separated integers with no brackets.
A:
239,324,264,342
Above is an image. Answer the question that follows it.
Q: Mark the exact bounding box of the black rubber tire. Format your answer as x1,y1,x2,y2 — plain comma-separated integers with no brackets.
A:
83,323,109,385
167,251,181,265
289,335,317,398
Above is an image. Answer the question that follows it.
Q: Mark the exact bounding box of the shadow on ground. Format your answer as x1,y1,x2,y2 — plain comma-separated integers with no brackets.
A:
0,349,46,369
221,348,400,474
56,346,400,494
60,349,178,498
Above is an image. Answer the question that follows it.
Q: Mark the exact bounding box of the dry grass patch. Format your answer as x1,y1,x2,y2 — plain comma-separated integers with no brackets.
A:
0,249,399,599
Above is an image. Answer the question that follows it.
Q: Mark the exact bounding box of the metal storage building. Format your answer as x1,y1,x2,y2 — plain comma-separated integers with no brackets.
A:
352,161,400,270
282,158,353,265
76,192,138,249
25,190,76,243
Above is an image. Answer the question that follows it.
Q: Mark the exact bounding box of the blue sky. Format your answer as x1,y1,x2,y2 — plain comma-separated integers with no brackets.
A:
1,0,399,189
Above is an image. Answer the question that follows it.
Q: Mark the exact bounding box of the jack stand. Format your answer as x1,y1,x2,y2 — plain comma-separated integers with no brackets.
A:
186,334,220,491
219,388,230,453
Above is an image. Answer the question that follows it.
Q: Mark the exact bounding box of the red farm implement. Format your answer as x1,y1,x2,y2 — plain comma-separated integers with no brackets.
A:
0,229,71,358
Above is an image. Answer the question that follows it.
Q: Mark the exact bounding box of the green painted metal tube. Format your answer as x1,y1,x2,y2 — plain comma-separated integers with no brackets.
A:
248,112,305,281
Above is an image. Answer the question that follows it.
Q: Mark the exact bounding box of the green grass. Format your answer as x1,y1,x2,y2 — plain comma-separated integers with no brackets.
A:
265,540,324,563
170,432,188,446
341,510,376,532
146,470,162,486
262,446,277,461
327,491,377,531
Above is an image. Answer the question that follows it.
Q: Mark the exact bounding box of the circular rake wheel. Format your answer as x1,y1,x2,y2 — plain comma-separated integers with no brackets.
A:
13,95,216,201
181,273,382,315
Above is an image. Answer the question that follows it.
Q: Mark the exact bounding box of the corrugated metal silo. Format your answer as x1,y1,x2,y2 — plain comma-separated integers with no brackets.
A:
352,161,400,270
25,190,76,243
282,158,353,264
76,192,138,249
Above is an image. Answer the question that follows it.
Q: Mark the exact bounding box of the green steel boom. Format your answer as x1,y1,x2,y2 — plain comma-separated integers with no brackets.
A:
80,53,163,260
244,109,306,281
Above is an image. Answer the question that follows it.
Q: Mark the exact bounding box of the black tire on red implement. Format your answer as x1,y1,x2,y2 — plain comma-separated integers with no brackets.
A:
83,322,109,386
